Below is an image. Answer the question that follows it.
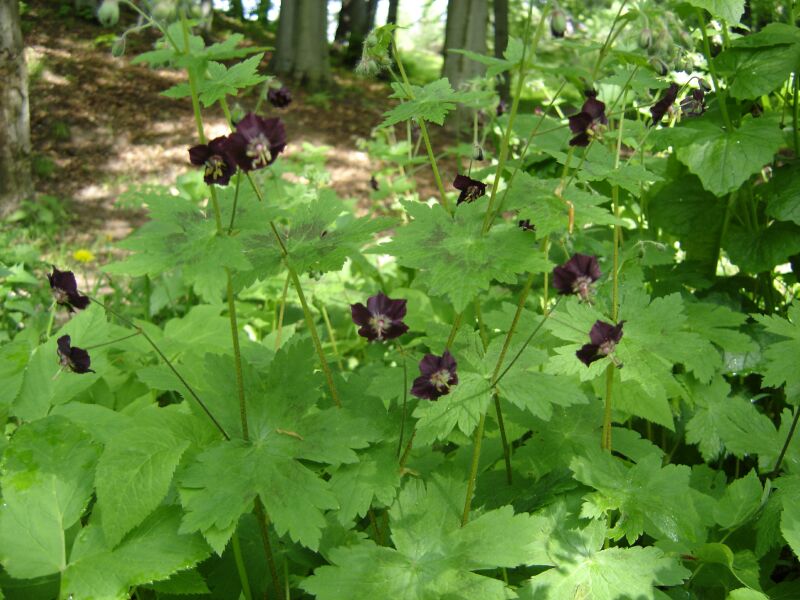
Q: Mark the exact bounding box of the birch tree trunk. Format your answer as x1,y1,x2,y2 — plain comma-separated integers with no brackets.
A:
0,0,33,218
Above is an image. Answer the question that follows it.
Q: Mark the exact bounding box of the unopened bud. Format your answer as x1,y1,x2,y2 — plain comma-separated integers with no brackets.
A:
649,57,668,76
472,143,484,161
111,36,126,57
97,0,120,26
550,10,567,38
638,28,652,49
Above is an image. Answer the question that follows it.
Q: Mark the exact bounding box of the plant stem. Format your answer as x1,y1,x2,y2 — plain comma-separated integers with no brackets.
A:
793,72,799,156
88,297,230,440
275,272,290,351
461,413,486,525
228,170,242,234
396,342,409,458
446,311,463,349
226,269,249,441
232,530,253,600
590,0,630,81
83,331,142,350
390,39,450,212
44,302,56,340
771,406,800,477
697,8,733,130
243,169,341,408
481,0,550,233
254,498,282,599
398,429,416,470
320,304,344,371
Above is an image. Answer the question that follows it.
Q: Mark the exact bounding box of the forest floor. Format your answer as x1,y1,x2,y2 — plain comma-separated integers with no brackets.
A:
21,1,446,260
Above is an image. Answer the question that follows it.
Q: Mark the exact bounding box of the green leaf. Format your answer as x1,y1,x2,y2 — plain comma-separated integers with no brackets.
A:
766,165,800,225
571,453,706,546
715,42,800,100
520,520,690,599
728,590,770,600
380,78,493,127
725,220,800,273
685,0,745,23
61,506,210,600
752,304,800,398
777,476,800,558
382,201,550,312
713,470,763,529
198,54,267,106
0,416,101,579
303,476,545,599
663,116,784,197
329,444,401,525
96,424,190,547
684,301,757,356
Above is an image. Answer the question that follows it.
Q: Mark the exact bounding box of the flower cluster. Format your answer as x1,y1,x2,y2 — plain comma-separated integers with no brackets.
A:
47,267,95,375
189,112,287,185
568,90,607,147
350,292,459,401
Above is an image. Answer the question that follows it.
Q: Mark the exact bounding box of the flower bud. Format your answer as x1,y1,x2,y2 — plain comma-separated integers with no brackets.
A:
550,9,567,38
638,28,652,49
649,57,668,76
472,143,484,161
97,0,119,26
111,36,126,56
654,29,672,54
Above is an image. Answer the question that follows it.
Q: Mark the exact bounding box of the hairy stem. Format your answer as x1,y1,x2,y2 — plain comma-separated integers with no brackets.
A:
320,304,344,371
461,413,486,525
396,342,409,459
274,271,290,351
254,498,282,599
771,405,800,478
232,530,253,600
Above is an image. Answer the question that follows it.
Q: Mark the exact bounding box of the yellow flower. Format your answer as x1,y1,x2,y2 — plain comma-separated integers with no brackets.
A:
73,249,95,263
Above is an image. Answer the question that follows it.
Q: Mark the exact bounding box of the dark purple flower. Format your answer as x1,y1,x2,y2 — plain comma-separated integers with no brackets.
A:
576,320,624,367
268,86,292,109
650,83,679,126
189,136,237,185
370,175,379,191
351,292,408,342
568,90,607,147
552,254,601,301
680,89,706,117
518,219,536,233
496,99,507,117
48,267,89,312
453,174,487,205
227,113,287,171
411,350,458,400
57,335,94,374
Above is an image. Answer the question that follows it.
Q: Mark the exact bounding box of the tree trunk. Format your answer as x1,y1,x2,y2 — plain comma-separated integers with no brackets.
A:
229,0,244,20
366,0,378,30
493,0,510,103
0,0,33,219
386,0,399,24
272,0,330,89
442,0,488,91
335,0,353,44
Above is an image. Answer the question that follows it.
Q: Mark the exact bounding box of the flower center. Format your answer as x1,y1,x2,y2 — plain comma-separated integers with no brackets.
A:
369,314,391,339
204,155,226,180
247,134,271,168
599,340,616,356
52,288,69,305
571,275,593,300
57,349,71,369
429,369,451,391
464,185,482,202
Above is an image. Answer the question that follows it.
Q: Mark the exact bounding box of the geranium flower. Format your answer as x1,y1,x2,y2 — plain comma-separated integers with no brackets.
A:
350,292,408,342
650,83,679,125
680,89,706,117
576,320,624,367
57,335,94,374
411,350,458,400
552,254,601,301
568,90,607,147
189,136,237,185
227,113,287,171
453,174,487,205
370,175,379,191
518,219,536,233
48,267,89,312
268,86,292,108
496,99,507,117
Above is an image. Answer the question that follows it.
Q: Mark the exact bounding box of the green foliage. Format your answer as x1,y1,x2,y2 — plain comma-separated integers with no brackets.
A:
381,79,493,127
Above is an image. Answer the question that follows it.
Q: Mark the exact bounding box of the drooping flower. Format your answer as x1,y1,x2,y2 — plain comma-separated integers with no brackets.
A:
568,90,607,147
518,219,536,233
680,89,706,117
496,99,507,117
576,320,624,367
57,335,94,374
268,86,292,109
552,254,601,301
453,174,487,205
189,136,237,185
48,267,89,312
350,292,408,342
650,83,679,125
411,350,458,400
370,175,379,191
227,113,287,171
